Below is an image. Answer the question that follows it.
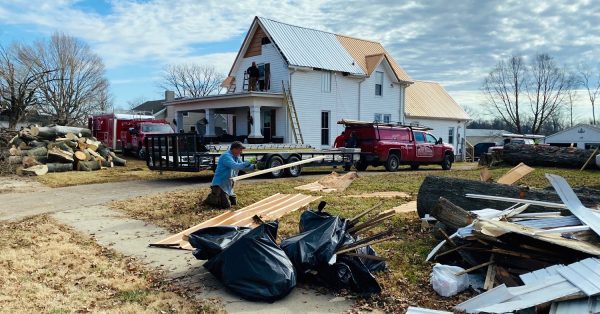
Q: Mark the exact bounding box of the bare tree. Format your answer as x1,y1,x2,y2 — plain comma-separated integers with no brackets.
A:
565,76,579,128
25,32,110,126
526,54,571,134
578,63,600,125
159,64,224,98
0,43,49,129
126,96,148,110
482,56,526,133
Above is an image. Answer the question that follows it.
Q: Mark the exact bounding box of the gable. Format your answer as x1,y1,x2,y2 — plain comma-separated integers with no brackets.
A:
244,25,267,58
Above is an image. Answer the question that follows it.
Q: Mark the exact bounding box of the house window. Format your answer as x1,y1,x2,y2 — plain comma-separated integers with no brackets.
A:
321,111,330,145
321,71,332,93
182,112,189,117
375,71,383,96
448,127,455,145
383,114,391,123
374,113,382,123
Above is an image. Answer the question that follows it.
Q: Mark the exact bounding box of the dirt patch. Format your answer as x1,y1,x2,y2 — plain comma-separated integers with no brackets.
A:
345,191,411,199
295,171,359,193
0,215,224,313
0,175,49,194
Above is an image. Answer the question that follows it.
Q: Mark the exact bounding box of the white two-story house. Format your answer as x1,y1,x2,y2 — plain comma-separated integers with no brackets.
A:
167,16,469,153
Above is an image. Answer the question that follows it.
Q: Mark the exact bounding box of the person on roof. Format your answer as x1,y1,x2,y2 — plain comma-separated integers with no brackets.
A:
246,62,259,91
204,141,254,209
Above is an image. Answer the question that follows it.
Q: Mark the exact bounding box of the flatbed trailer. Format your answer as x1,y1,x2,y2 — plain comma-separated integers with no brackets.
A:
144,133,361,178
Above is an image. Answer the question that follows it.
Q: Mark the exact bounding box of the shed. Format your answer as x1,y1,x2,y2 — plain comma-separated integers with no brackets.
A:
543,124,600,149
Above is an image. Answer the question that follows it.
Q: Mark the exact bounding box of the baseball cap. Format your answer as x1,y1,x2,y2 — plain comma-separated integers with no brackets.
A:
230,141,246,150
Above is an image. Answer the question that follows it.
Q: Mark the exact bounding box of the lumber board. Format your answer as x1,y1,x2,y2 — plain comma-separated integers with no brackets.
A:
151,193,321,250
232,156,325,181
496,162,534,185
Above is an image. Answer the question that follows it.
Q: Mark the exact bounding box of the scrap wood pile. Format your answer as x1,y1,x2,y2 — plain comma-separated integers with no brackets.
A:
5,125,126,176
416,172,600,313
294,171,359,193
153,194,402,302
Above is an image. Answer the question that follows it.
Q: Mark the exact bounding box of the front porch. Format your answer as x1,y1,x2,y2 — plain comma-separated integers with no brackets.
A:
167,92,290,144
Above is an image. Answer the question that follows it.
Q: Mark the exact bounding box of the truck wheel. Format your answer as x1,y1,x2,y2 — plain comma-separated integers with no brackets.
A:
343,165,352,171
268,156,285,178
441,154,453,170
410,163,420,170
355,159,368,171
285,156,302,177
385,154,400,172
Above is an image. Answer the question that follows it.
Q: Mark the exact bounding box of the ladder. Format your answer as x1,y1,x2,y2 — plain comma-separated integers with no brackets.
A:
282,80,304,144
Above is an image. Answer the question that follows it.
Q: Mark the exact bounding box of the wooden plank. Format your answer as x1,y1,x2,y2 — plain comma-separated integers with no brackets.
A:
580,146,600,171
455,261,495,276
232,156,325,181
497,163,534,185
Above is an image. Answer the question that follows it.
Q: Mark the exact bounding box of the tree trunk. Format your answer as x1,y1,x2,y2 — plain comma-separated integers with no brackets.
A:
8,156,23,164
22,156,41,168
97,145,111,159
430,197,476,230
76,160,100,171
47,163,73,172
109,152,127,166
503,144,599,169
417,176,600,217
26,146,48,157
74,150,89,161
31,125,92,140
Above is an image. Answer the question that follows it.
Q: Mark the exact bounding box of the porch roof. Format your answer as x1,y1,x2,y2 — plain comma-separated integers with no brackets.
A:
164,91,283,106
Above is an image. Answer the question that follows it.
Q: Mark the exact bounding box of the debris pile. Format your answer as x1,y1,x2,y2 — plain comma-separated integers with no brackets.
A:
294,171,358,193
186,200,400,301
5,125,126,176
420,173,600,312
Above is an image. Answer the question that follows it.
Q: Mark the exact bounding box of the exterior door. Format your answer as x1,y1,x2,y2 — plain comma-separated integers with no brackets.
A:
414,131,434,161
262,110,272,142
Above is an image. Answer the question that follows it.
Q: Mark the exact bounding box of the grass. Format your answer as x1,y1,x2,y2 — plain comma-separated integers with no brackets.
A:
35,157,210,188
0,215,225,313
110,164,600,311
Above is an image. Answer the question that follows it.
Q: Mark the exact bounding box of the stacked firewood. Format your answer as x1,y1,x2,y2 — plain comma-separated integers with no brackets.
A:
6,125,126,176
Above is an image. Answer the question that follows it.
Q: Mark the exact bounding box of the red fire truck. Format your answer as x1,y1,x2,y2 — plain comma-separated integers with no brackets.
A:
88,113,174,158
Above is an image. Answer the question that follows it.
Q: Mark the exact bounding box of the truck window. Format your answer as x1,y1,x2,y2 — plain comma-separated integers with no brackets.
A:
379,129,409,141
142,124,174,133
426,134,437,144
414,132,426,143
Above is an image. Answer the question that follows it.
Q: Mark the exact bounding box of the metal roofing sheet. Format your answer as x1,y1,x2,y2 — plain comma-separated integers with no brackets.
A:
550,296,600,314
558,259,600,296
405,80,470,120
515,215,582,229
406,306,451,314
258,17,364,75
520,264,566,285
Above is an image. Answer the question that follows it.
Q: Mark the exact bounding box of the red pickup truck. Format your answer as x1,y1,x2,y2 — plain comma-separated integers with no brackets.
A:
338,120,455,171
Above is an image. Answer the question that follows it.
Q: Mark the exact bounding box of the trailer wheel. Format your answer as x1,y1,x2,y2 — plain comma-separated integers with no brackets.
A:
355,159,368,171
267,156,285,178
285,156,302,177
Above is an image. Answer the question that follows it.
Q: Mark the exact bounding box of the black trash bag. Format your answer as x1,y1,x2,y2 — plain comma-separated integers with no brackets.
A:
188,226,252,260
203,221,297,302
280,215,347,275
318,255,382,295
298,209,338,233
356,245,387,273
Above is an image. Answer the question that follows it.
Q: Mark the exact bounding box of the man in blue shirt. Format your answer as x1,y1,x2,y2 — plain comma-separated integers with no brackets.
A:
204,141,254,209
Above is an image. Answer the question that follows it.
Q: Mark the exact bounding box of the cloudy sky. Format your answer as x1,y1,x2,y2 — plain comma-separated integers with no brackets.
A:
1,0,598,121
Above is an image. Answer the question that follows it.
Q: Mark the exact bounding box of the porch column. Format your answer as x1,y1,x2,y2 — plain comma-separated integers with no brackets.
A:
205,109,216,137
176,111,184,132
248,105,263,142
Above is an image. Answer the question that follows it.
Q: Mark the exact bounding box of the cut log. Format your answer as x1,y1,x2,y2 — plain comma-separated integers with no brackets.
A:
31,125,92,139
56,141,74,153
8,156,23,164
101,160,114,168
74,150,88,161
417,176,600,217
48,147,74,163
9,146,19,156
19,128,36,141
26,146,48,157
96,145,111,159
109,152,127,166
430,197,476,230
21,164,48,176
27,140,47,148
22,156,41,168
77,160,100,171
85,139,100,151
87,148,105,162
65,132,79,141
503,144,599,169
47,163,73,172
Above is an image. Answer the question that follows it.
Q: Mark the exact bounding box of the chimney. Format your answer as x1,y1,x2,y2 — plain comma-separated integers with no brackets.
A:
165,90,175,102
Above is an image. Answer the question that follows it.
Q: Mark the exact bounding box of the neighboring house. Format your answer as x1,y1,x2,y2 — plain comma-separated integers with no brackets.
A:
466,129,510,146
404,80,470,157
543,124,600,149
166,16,469,148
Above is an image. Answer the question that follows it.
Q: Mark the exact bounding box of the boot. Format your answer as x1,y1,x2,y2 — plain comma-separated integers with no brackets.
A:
229,195,237,206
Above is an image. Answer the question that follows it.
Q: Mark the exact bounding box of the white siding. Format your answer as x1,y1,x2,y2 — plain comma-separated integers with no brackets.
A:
290,70,359,148
543,125,600,149
359,62,401,123
233,43,288,93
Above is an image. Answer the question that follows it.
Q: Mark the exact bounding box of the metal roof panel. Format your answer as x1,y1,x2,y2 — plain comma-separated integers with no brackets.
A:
405,80,470,121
